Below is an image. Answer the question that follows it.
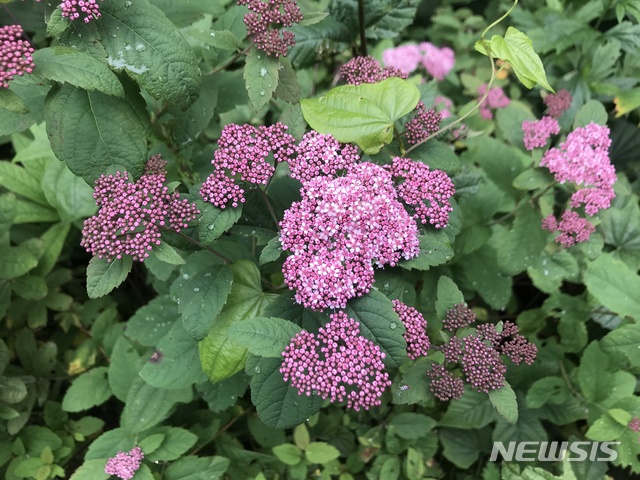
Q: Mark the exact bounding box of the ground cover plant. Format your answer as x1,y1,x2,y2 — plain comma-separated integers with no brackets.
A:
1,0,640,479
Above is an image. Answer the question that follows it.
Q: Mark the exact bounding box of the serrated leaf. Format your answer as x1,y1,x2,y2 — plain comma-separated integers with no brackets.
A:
251,356,323,429
171,263,233,340
41,158,97,222
439,388,498,429
272,444,303,465
108,336,143,402
0,161,49,206
497,204,547,275
0,245,38,279
169,75,218,149
144,428,198,462
614,87,640,117
0,88,29,114
126,295,177,346
139,321,206,389
199,260,277,382
122,377,191,433
198,204,243,246
601,322,640,367
62,367,112,412
435,276,465,320
400,232,454,271
152,242,185,265
573,100,608,128
583,254,640,320
45,84,148,184
164,456,230,480
244,48,279,110
274,58,300,104
389,413,436,439
227,317,302,357
33,47,125,97
301,77,420,154
343,289,407,368
86,256,132,299
488,382,518,424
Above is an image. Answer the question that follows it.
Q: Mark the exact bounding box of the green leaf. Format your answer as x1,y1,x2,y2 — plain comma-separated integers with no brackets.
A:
461,245,512,310
439,388,498,429
168,74,218,149
0,161,49,206
305,442,340,464
41,159,96,222
614,87,640,116
197,372,248,412
288,19,349,68
0,88,29,114
108,336,143,402
86,256,133,299
601,322,640,367
198,204,243,246
227,317,302,357
12,275,48,301
32,222,71,276
69,460,110,480
497,204,547,275
199,260,277,382
126,295,177,347
409,139,461,175
32,47,124,97
244,48,280,110
583,254,640,320
152,242,185,265
586,412,627,441
527,250,579,293
90,0,201,109
488,382,518,424
139,321,207,389
274,58,300,104
573,100,608,128
62,367,112,412
435,275,465,320
251,356,323,429
481,27,553,91
272,444,303,466
526,377,570,409
364,0,418,40
343,289,407,368
512,168,554,191
171,262,233,340
495,101,536,148
389,413,436,439
0,377,27,404
122,377,191,433
577,342,613,403
45,84,148,184
144,428,198,462
440,427,489,469
164,456,230,480
85,428,134,459
300,77,420,154
0,246,38,279
139,433,165,455
259,236,283,266
399,232,454,271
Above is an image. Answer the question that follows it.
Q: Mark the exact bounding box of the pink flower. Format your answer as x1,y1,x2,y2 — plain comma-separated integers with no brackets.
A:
477,84,510,120
522,116,560,150
392,300,430,360
339,56,407,85
0,25,35,88
381,44,422,74
279,162,420,310
200,123,296,208
59,0,102,23
443,304,476,331
238,0,303,57
419,42,455,81
405,102,442,145
81,156,199,262
460,334,506,393
542,210,596,247
104,446,144,480
387,157,456,228
280,312,392,411
544,89,572,118
288,131,359,184
427,364,464,401
434,95,453,119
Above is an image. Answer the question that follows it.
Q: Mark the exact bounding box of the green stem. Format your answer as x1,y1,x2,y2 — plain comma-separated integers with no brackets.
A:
481,0,519,41
257,188,280,229
207,44,253,76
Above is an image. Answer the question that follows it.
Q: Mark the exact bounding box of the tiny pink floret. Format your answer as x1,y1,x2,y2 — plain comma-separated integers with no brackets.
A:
104,446,144,480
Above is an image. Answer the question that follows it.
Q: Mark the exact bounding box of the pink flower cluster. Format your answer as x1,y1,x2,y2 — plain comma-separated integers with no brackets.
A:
629,417,640,433
280,312,392,411
339,56,407,85
434,95,453,119
392,300,430,360
477,84,510,120
81,155,199,262
429,310,537,399
0,25,35,88
405,102,442,145
238,0,303,57
544,89,572,118
279,162,420,310
382,42,455,80
443,303,476,330
104,446,143,480
540,123,615,246
387,156,456,228
36,0,102,23
287,131,360,183
522,116,560,150
200,123,295,208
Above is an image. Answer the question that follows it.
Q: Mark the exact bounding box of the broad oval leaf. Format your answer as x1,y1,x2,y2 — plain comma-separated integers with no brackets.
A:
32,47,125,97
45,84,148,184
227,317,302,357
301,77,420,154
95,0,201,110
244,48,279,110
86,256,133,299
